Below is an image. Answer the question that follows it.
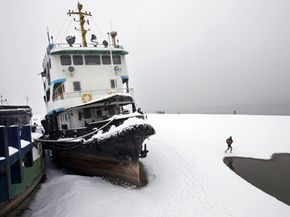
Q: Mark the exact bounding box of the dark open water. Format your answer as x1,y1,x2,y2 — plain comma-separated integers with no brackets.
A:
224,153,290,206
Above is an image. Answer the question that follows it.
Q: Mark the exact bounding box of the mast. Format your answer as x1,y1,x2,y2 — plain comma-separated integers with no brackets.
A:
67,2,92,47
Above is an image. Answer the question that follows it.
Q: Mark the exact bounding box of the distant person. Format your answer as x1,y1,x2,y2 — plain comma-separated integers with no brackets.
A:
225,136,233,153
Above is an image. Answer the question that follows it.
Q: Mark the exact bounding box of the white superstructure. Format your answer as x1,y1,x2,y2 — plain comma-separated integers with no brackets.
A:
41,3,135,130
42,44,130,114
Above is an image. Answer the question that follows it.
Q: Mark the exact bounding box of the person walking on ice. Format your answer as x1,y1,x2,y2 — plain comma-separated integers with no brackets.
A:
225,136,233,153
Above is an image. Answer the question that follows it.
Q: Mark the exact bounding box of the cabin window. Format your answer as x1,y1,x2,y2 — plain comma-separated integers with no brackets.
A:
113,55,121,64
85,55,100,65
52,83,65,101
46,63,50,75
46,68,51,85
46,89,50,102
108,107,115,116
83,109,92,119
102,55,111,64
110,79,116,88
96,110,102,117
61,124,68,130
78,111,82,120
60,55,71,65
73,81,81,91
73,55,83,65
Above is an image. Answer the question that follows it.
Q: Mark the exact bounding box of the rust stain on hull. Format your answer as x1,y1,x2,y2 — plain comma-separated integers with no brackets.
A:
53,151,142,186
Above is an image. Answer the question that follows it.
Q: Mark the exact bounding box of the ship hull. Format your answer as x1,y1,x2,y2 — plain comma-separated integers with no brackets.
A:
43,122,154,186
0,155,44,217
53,151,141,186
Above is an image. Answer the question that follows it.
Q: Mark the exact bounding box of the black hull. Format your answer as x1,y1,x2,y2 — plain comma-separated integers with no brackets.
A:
42,123,155,186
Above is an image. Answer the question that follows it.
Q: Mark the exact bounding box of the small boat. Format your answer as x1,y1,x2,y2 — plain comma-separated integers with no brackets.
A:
38,3,155,186
0,105,44,216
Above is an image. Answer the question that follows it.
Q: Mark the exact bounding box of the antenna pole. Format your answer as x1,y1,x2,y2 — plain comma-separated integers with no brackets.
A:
108,33,116,89
47,26,51,45
67,2,92,47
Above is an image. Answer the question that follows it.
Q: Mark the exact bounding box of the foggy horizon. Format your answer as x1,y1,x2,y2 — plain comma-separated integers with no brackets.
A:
1,0,290,115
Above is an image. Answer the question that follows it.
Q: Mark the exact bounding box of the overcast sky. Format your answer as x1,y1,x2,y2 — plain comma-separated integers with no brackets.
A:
1,0,290,114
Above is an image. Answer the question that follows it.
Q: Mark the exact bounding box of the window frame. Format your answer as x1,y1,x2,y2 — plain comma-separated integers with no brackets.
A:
102,55,111,65
73,55,84,65
60,55,72,66
113,55,121,65
110,79,116,89
85,55,101,65
73,81,81,91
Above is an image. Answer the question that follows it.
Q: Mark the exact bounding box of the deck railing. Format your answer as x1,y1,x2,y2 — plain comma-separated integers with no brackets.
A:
64,88,134,99
0,125,38,202
48,43,124,50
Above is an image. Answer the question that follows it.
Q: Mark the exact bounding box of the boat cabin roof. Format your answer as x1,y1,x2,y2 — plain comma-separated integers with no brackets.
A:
0,105,32,126
68,93,134,111
49,46,129,56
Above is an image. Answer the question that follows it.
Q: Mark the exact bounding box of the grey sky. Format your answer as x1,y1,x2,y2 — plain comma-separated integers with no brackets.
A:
1,0,290,114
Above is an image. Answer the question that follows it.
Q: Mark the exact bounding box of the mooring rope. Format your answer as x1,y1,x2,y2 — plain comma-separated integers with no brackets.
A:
35,116,116,144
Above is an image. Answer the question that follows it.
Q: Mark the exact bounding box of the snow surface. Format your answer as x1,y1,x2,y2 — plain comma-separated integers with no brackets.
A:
32,147,41,161
8,146,18,156
24,114,290,217
21,139,30,148
32,132,43,140
85,117,149,143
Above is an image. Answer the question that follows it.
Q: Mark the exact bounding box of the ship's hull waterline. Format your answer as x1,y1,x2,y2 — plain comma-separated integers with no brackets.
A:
42,123,155,186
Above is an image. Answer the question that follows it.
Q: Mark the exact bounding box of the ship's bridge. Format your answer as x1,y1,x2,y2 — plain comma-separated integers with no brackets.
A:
41,3,133,116
42,43,131,115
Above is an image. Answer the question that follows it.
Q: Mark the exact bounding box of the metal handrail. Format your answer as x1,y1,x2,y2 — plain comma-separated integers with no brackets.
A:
51,43,124,49
63,88,134,99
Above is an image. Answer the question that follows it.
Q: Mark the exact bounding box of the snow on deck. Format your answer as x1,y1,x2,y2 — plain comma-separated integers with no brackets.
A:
24,114,290,217
85,117,149,143
8,146,18,156
21,140,30,148
32,132,43,140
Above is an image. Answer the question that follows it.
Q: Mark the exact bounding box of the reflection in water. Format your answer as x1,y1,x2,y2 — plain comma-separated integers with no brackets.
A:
224,153,290,206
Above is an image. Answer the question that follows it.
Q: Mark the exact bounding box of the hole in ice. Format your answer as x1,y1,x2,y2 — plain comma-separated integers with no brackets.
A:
224,153,290,206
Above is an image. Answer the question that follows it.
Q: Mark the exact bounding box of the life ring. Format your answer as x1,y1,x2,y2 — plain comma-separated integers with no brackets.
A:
82,93,92,103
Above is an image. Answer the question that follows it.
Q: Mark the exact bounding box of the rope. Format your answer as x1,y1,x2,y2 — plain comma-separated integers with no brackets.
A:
43,141,84,150
55,15,70,43
90,17,105,39
35,115,116,144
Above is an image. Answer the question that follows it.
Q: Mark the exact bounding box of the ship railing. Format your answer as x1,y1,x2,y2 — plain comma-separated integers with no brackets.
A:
49,43,124,49
0,125,43,202
64,88,134,99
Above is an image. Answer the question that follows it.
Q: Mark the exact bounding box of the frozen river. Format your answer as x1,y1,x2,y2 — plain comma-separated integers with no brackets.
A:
24,114,290,217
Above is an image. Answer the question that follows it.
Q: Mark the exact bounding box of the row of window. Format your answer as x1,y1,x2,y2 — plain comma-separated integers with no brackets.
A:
60,55,121,66
72,79,116,91
46,79,117,102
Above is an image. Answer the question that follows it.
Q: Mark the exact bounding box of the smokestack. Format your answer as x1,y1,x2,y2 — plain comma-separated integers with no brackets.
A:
110,31,117,47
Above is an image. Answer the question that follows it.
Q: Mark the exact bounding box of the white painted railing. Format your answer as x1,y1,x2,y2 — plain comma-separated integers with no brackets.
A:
64,88,134,99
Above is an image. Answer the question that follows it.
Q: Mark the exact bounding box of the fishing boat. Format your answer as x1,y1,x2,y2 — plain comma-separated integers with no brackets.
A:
0,105,44,216
38,3,155,186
